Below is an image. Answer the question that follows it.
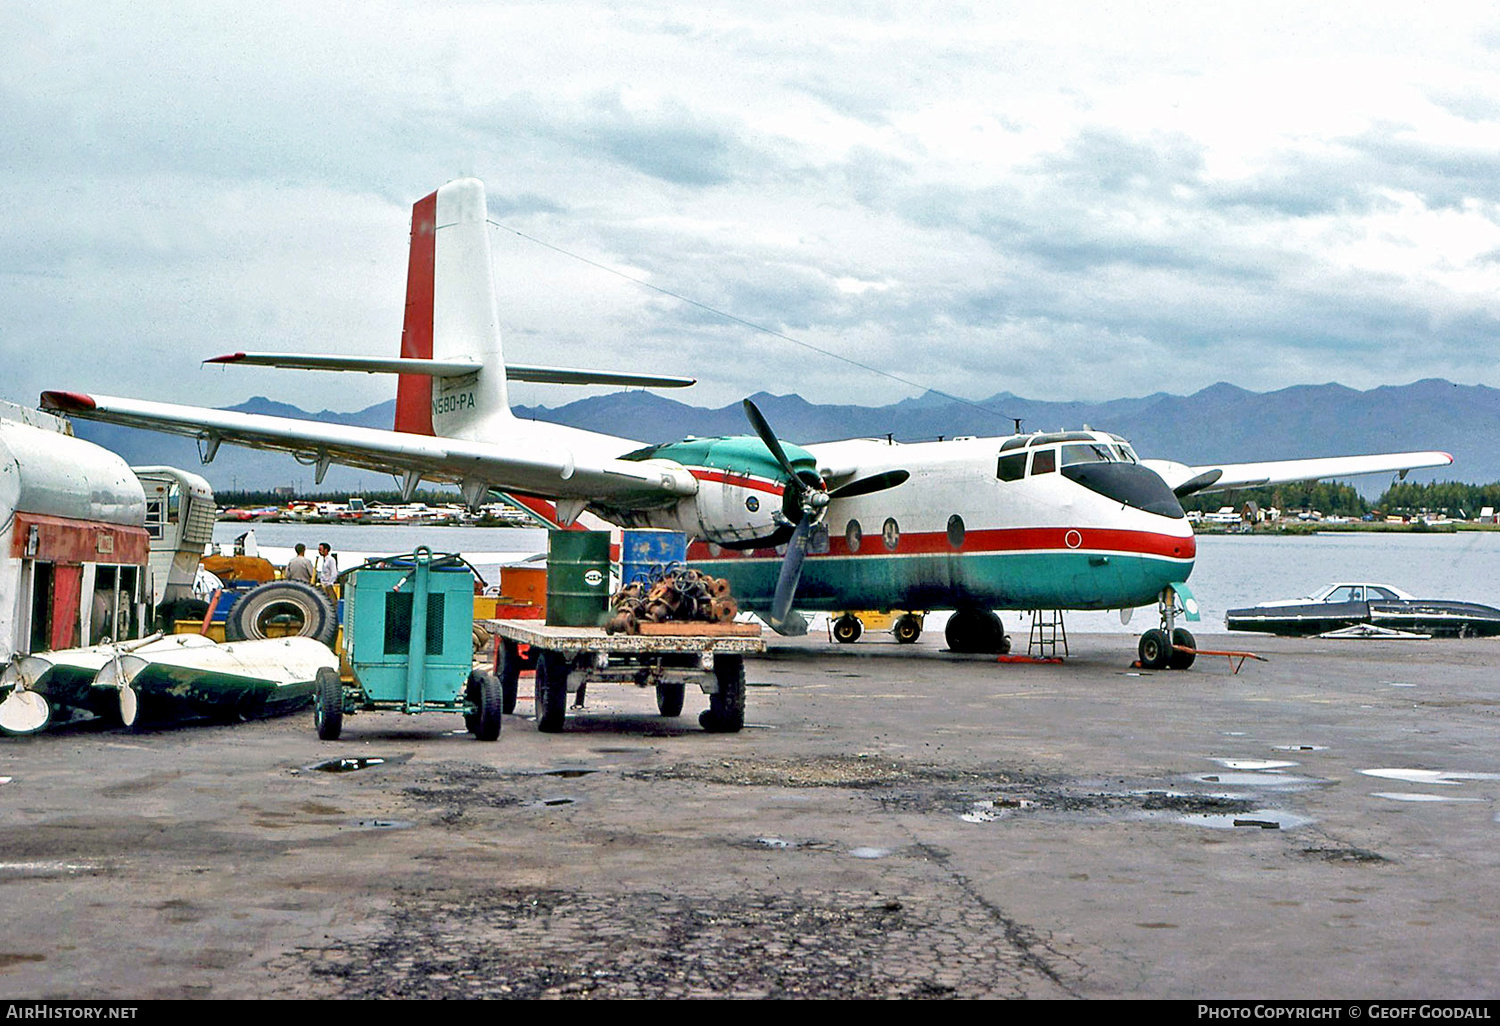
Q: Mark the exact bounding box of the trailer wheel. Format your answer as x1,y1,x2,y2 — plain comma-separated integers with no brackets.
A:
497,640,522,714
701,654,745,733
535,651,568,733
225,581,337,646
832,614,863,643
313,666,343,740
893,614,923,644
467,669,503,741
656,681,685,717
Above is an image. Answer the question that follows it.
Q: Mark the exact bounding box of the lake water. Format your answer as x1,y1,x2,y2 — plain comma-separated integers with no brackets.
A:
215,523,1500,634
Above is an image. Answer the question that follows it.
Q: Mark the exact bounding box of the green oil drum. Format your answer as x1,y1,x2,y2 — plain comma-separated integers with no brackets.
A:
546,530,612,627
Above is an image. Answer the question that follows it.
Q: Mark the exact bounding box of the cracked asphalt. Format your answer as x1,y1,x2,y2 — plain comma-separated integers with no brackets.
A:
1,631,1498,999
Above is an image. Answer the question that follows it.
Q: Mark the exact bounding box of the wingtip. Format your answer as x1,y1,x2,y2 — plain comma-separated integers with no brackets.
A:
203,352,246,364
38,390,96,412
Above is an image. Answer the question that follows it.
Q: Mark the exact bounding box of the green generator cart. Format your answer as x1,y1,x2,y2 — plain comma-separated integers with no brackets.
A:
313,548,502,741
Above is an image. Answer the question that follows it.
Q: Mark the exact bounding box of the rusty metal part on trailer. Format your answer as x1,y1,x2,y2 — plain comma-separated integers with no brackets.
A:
482,619,765,735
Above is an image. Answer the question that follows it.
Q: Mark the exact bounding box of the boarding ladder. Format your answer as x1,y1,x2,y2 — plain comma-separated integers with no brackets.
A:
1028,609,1069,658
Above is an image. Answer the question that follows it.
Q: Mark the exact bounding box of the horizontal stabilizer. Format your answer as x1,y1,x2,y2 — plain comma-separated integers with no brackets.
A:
205,352,694,388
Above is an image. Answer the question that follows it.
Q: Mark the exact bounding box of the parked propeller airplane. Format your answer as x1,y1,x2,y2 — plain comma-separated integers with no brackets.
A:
41,178,1453,667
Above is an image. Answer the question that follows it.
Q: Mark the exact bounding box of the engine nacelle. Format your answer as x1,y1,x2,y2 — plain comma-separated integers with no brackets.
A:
611,435,816,546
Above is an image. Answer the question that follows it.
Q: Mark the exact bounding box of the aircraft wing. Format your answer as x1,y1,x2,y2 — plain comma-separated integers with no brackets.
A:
1142,451,1454,497
38,391,697,504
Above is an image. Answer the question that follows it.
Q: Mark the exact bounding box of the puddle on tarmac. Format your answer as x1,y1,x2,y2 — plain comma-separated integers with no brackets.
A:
591,747,655,756
525,797,575,807
1212,759,1299,771
540,769,599,778
1169,809,1313,830
1273,745,1327,752
1190,772,1322,788
1360,768,1500,786
1371,792,1483,803
0,860,105,878
960,798,1035,822
351,819,415,830
848,846,892,859
310,757,387,773
757,837,797,849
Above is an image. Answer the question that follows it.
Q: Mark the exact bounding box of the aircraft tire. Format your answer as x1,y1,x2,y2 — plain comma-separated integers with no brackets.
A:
893,614,923,644
313,666,343,741
946,608,1006,653
467,669,503,741
497,641,522,714
1168,628,1197,670
225,581,337,646
1138,629,1171,670
535,651,568,733
656,681,685,717
701,655,745,733
832,615,863,643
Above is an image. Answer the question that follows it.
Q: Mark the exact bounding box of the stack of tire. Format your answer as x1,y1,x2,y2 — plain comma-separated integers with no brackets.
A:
604,568,738,635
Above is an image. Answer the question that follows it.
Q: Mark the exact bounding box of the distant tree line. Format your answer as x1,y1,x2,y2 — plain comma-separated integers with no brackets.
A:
1181,480,1500,519
214,487,468,508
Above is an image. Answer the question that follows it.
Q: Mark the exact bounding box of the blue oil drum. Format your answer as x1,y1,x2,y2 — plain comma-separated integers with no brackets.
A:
619,529,688,588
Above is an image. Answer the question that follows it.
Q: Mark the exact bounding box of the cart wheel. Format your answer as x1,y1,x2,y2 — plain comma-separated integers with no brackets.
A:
701,654,745,733
467,669,503,741
497,640,521,715
535,651,568,733
656,680,685,717
313,666,343,740
893,614,923,644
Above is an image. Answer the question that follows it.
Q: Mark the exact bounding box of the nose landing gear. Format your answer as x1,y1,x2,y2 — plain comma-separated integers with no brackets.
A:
1137,584,1199,670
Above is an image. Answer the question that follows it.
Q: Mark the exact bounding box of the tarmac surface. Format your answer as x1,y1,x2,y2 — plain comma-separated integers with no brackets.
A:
2,629,1498,1000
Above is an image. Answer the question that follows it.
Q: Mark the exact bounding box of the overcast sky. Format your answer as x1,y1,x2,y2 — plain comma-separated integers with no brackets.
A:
4,1,1500,419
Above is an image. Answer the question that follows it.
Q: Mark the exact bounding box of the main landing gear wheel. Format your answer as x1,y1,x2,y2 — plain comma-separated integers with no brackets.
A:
534,651,569,733
945,608,1009,653
832,615,863,644
700,655,745,733
893,614,923,644
1137,628,1171,670
1168,628,1197,670
466,669,503,741
313,666,343,740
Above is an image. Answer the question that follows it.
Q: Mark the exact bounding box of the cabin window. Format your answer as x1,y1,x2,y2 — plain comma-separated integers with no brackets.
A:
882,518,900,551
845,519,862,553
947,515,965,548
1030,449,1056,475
996,453,1026,481
1369,586,1400,600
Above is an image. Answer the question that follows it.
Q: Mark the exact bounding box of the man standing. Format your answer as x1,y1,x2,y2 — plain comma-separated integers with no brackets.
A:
316,542,338,603
285,543,315,584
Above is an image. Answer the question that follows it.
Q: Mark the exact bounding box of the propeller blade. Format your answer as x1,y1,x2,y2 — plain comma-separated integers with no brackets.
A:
827,469,910,501
742,399,803,485
768,517,814,634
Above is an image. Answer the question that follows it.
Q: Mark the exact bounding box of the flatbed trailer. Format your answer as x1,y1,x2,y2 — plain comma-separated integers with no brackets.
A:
483,619,765,734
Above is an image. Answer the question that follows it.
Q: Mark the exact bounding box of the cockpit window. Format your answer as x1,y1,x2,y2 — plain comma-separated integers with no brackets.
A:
996,452,1026,481
1031,448,1056,475
1060,443,1113,467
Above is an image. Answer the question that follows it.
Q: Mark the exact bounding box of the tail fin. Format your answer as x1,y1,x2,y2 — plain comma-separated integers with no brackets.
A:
394,179,511,438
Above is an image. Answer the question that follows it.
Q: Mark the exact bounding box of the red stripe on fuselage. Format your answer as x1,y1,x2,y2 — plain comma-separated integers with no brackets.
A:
688,526,1195,561
394,190,437,436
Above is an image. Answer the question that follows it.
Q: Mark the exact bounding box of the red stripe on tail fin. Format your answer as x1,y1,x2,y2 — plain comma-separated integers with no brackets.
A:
394,191,437,435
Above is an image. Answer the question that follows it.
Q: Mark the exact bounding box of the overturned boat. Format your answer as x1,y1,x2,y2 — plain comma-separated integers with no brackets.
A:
1226,583,1500,638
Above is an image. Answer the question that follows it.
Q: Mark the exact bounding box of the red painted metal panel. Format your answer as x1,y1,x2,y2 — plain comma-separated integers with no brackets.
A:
10,513,150,565
50,564,82,650
688,526,1195,562
395,190,438,436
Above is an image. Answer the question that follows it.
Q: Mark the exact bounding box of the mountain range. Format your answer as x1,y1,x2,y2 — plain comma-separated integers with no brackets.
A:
65,378,1493,497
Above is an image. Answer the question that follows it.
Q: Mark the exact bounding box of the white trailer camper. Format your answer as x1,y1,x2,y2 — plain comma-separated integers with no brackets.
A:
0,401,149,664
